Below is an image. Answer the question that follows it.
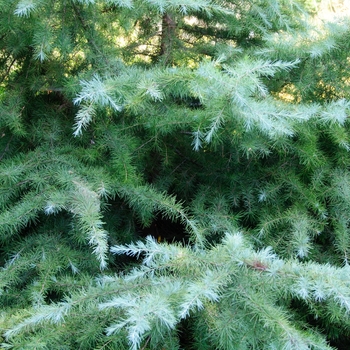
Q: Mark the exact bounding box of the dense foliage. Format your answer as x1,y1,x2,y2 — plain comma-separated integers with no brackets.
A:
1,0,350,348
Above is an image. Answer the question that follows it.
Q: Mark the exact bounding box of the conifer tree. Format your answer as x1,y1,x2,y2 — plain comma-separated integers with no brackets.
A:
1,0,350,349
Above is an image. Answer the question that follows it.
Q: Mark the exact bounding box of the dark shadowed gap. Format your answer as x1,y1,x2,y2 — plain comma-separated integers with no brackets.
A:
137,216,189,244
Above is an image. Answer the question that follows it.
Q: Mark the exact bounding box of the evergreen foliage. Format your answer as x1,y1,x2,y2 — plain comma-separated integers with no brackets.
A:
1,0,350,348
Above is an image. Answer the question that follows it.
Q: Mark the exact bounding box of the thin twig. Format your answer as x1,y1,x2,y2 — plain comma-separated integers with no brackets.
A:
0,135,13,161
140,336,151,350
0,57,16,84
71,1,110,66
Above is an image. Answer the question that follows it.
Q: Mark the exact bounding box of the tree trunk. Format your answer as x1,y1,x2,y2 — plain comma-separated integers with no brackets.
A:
159,13,176,65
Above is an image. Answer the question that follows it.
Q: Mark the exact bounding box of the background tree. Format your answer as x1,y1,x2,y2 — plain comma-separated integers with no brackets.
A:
1,0,350,349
